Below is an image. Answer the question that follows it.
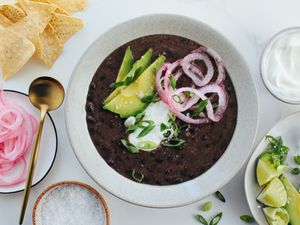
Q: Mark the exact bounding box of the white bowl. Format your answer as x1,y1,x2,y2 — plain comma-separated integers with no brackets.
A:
65,14,259,207
245,112,300,225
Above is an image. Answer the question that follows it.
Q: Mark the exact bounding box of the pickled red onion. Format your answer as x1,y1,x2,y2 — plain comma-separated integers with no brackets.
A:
155,47,228,124
0,88,38,187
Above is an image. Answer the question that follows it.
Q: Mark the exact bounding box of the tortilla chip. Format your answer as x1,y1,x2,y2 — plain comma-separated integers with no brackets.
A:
50,13,83,44
35,24,63,67
0,29,35,79
19,0,56,32
0,0,18,6
48,0,88,12
8,12,40,43
0,4,26,22
0,13,12,26
30,0,70,15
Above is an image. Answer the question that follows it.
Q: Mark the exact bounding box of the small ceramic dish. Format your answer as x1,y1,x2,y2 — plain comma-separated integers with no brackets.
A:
33,181,110,225
260,27,300,104
0,90,57,194
245,112,300,225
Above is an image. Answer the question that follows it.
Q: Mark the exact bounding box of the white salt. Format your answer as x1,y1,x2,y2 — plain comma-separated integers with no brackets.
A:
41,184,106,225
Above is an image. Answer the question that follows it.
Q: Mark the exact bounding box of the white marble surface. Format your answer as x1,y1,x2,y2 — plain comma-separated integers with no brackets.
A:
1,0,300,224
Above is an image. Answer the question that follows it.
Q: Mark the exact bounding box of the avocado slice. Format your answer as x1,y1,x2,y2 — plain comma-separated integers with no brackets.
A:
103,55,166,118
103,49,153,104
281,176,300,225
116,46,134,82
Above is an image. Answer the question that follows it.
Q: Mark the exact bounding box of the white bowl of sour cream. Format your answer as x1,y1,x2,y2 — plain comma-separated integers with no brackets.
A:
261,27,300,104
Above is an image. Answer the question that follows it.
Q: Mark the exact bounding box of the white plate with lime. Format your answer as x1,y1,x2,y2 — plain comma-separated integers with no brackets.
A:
245,112,300,225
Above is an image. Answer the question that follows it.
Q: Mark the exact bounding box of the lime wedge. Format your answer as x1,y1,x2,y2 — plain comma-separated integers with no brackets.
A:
263,207,289,225
257,177,287,207
256,154,286,186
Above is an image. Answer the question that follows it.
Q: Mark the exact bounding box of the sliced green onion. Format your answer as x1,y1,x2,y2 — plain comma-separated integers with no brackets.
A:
291,167,300,175
215,191,226,203
135,112,145,124
201,201,213,212
120,139,139,153
240,215,255,223
126,125,138,133
172,94,182,103
160,123,169,132
169,75,176,89
141,92,159,104
162,138,185,147
192,99,208,117
137,124,155,138
195,214,208,225
132,169,144,183
209,212,222,225
137,141,157,150
294,155,300,165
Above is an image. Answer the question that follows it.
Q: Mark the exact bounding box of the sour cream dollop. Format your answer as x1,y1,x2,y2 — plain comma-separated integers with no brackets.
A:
125,101,170,151
262,28,300,103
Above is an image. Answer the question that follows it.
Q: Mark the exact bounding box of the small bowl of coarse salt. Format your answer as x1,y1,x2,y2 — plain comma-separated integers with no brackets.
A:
33,181,110,225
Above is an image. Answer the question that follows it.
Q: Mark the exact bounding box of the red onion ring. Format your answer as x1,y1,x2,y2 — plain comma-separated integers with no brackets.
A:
0,88,38,187
155,47,228,124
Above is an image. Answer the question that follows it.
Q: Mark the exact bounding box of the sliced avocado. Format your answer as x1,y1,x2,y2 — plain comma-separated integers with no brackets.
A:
281,176,300,225
103,49,153,104
116,46,134,82
104,55,165,118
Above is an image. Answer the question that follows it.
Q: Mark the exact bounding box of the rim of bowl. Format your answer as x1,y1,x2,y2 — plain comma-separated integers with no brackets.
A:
32,181,110,225
260,27,300,105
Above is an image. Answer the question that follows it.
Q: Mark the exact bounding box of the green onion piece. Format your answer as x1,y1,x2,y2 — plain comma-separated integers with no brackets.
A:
294,155,300,165
141,92,159,104
172,94,182,103
184,91,195,97
168,113,176,122
169,75,176,89
201,201,213,212
132,169,144,183
240,215,255,223
137,124,155,138
126,125,138,133
109,67,142,88
162,138,185,147
209,212,222,225
137,141,157,150
193,100,208,117
138,120,155,129
195,214,208,225
215,191,226,203
160,123,169,132
120,139,139,153
291,168,300,175
135,112,145,124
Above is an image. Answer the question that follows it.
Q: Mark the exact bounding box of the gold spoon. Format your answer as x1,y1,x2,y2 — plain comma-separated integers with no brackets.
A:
19,76,65,225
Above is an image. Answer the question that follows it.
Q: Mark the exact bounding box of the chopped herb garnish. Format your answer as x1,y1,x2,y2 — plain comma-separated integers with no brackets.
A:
160,123,169,132
168,113,176,122
172,94,182,103
132,169,144,183
265,135,289,168
138,120,155,128
201,201,213,212
184,91,195,97
169,75,176,89
137,123,155,138
215,191,226,203
193,100,208,117
240,215,255,223
209,212,222,225
291,167,300,175
141,92,159,104
109,67,142,88
162,138,185,147
120,139,139,153
195,214,208,225
294,155,300,165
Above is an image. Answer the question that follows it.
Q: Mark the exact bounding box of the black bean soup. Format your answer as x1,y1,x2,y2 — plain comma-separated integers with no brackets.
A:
86,35,237,185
